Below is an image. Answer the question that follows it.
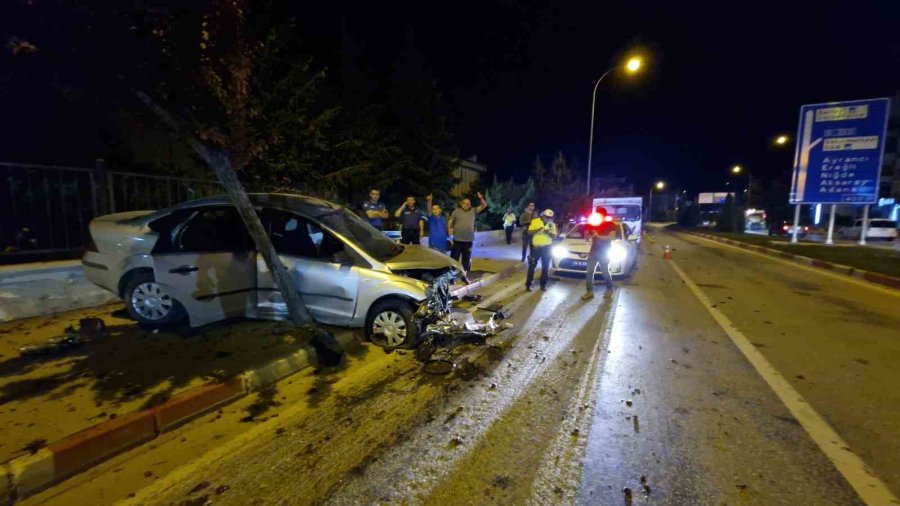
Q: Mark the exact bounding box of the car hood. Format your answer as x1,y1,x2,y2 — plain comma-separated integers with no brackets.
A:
560,238,591,254
384,245,464,271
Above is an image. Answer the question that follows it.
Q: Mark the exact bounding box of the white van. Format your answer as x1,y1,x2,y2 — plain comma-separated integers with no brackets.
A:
592,197,643,243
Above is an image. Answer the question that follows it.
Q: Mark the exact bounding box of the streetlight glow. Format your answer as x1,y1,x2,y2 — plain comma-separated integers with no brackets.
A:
732,165,742,174
625,56,643,73
655,181,665,190
775,135,789,145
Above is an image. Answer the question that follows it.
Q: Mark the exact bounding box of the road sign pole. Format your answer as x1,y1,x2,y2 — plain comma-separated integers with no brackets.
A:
791,204,801,243
858,205,869,245
825,204,836,245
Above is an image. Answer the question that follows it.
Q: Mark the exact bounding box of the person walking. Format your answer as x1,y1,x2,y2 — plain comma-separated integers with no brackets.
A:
394,195,425,245
525,209,557,292
519,202,537,261
582,206,617,300
502,208,517,245
425,194,449,253
362,189,389,230
448,191,488,272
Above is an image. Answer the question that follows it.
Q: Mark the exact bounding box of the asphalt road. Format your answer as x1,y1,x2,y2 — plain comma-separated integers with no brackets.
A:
25,230,900,505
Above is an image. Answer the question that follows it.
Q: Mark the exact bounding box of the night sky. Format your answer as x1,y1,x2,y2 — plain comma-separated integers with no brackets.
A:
302,1,900,193
4,1,900,194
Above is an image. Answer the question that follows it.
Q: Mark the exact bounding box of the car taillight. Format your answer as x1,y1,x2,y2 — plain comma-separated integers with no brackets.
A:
782,225,789,231
803,226,809,231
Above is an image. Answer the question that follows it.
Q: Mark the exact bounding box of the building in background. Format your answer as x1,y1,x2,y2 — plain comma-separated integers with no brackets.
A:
451,155,487,197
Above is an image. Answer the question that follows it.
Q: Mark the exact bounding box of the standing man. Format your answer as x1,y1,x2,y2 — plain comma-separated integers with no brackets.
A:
525,209,557,292
502,208,517,245
425,194,449,253
394,196,425,245
362,189,389,230
582,206,617,300
448,192,488,272
519,202,537,261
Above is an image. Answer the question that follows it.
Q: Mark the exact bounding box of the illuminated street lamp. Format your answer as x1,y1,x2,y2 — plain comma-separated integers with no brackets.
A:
648,180,665,222
585,54,646,195
730,165,752,205
775,135,789,145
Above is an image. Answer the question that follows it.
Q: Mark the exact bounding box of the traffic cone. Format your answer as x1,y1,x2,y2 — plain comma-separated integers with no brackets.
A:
663,244,673,260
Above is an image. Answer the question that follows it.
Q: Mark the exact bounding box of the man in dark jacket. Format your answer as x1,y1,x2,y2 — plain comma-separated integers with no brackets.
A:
394,196,425,245
582,206,617,300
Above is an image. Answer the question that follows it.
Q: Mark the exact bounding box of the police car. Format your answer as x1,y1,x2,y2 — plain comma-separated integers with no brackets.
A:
550,219,638,279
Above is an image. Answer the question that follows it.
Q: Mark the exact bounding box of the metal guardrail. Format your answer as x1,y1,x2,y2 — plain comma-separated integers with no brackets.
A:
1,162,225,259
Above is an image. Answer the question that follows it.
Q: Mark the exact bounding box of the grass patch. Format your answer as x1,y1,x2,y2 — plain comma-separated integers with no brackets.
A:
680,228,900,278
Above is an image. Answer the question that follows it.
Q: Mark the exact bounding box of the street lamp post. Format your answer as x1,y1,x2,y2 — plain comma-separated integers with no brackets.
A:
648,181,664,222
585,56,643,196
731,165,752,206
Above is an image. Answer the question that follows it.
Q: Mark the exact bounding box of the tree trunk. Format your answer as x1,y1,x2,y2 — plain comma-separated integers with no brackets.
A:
134,91,314,328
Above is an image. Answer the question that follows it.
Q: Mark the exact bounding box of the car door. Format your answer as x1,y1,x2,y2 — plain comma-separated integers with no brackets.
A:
153,205,257,327
256,208,360,325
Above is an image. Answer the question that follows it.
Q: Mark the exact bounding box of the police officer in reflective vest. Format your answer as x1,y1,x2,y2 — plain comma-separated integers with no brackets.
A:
525,209,557,292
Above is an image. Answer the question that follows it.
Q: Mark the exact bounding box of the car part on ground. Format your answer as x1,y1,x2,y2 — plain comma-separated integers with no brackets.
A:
19,318,109,356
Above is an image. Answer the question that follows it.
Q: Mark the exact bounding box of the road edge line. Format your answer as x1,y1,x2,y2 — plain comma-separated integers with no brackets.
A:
668,259,899,505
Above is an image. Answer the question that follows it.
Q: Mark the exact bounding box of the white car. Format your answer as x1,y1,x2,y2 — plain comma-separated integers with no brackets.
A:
839,219,898,241
550,222,638,278
81,193,465,348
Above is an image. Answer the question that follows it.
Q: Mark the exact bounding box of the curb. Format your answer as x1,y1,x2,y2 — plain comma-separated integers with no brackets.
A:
677,230,900,291
0,266,521,503
452,262,525,299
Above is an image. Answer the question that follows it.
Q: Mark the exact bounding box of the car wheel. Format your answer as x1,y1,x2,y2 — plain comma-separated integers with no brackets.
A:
123,272,185,327
366,300,417,348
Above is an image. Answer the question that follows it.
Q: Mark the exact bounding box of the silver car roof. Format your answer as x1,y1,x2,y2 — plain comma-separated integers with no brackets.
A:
135,193,344,223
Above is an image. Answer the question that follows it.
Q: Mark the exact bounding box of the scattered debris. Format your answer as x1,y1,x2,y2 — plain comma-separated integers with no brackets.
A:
18,318,109,356
22,438,47,455
489,383,497,389
633,415,640,433
795,374,805,380
492,475,511,489
144,470,153,478
215,485,230,495
641,475,651,494
623,486,633,503
188,481,211,495
625,400,633,407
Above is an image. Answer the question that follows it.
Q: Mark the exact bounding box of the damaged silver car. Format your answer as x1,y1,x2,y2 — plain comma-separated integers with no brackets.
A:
81,193,465,348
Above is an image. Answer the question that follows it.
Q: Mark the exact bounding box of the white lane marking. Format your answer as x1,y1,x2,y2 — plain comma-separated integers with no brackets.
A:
677,232,900,297
669,259,899,506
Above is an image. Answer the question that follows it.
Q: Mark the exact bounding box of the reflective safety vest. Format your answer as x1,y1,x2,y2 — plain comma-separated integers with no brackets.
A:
528,218,557,247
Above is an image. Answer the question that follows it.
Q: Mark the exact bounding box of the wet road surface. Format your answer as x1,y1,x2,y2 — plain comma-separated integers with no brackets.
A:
24,229,900,505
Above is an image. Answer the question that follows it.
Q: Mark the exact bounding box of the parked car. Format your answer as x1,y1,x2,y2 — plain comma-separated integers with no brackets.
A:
81,193,465,348
839,219,898,241
549,222,638,279
769,221,808,237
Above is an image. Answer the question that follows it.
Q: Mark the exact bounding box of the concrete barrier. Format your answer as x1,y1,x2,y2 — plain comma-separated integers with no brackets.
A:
0,260,115,322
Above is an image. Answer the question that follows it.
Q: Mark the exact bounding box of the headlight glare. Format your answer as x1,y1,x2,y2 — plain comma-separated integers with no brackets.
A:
551,245,569,258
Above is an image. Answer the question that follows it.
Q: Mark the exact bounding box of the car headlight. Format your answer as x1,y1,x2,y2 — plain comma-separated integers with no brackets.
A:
607,244,627,263
551,245,569,258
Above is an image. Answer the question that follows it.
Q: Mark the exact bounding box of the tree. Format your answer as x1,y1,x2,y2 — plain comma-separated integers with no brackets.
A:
139,0,320,327
717,194,744,233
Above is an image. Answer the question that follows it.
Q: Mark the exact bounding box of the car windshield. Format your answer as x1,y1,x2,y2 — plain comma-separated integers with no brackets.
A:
870,220,897,228
600,205,642,221
319,208,402,261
